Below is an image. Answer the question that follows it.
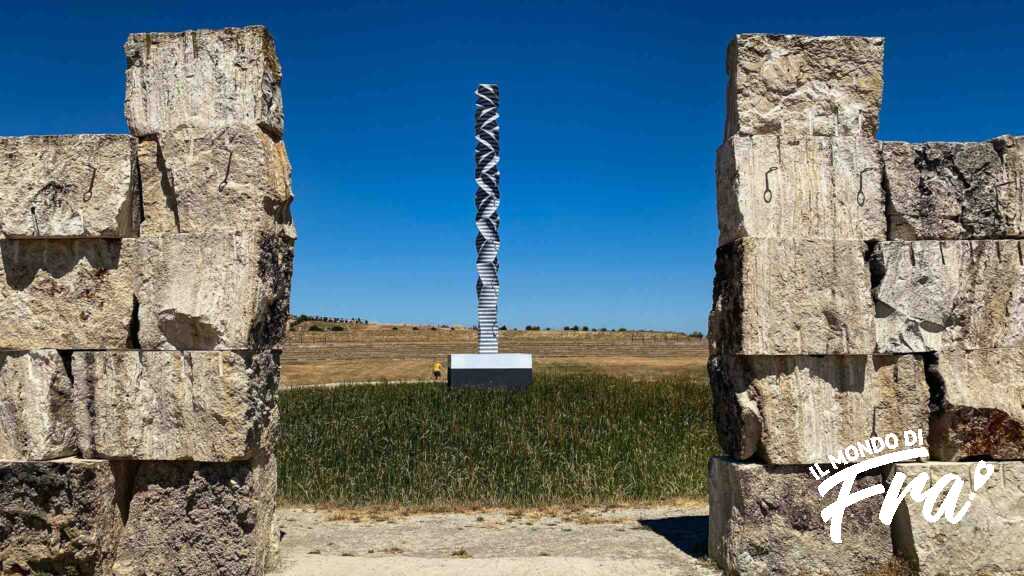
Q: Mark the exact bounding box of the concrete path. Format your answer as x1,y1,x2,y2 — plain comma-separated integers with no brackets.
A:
272,504,717,576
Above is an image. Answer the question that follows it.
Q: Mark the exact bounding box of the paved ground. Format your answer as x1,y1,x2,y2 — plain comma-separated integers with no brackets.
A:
272,504,717,576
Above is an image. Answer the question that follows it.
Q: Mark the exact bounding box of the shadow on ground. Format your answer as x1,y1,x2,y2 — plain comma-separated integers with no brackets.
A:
640,515,709,558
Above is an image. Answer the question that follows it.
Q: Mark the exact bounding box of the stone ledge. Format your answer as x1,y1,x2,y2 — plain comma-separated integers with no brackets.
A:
72,350,278,462
0,134,139,239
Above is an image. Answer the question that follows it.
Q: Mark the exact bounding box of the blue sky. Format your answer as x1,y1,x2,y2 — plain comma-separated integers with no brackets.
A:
1,1,1021,331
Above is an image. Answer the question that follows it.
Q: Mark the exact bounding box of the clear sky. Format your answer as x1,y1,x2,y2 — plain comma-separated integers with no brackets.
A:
1,1,1021,331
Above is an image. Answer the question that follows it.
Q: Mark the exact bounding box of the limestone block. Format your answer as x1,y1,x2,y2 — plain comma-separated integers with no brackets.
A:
717,135,884,245
883,140,1023,239
125,26,283,138
129,231,293,350
0,135,139,238
892,462,1024,576
928,348,1024,460
0,458,124,574
72,350,278,461
710,354,928,464
725,34,884,139
708,238,874,355
709,457,891,576
0,351,76,460
112,454,278,576
139,126,294,236
0,239,133,349
872,240,1024,353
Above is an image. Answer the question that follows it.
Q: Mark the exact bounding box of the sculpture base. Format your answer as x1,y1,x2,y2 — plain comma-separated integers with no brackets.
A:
448,353,532,391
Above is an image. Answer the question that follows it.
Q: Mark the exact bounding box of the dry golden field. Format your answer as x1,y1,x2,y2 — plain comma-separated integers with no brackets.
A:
281,322,708,387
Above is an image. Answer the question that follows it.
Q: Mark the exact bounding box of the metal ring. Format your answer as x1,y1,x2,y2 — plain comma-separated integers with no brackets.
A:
858,167,877,207
763,166,778,204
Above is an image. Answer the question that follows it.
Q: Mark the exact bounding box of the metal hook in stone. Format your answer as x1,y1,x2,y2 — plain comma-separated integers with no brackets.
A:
763,166,778,203
218,151,233,193
858,167,878,207
83,165,97,202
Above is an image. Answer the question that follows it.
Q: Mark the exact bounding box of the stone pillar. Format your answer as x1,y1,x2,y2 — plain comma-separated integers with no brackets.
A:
0,25,292,575
709,33,1024,576
474,83,500,354
709,34,911,576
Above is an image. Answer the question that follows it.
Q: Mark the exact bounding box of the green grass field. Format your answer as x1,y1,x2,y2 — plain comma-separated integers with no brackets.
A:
277,368,716,509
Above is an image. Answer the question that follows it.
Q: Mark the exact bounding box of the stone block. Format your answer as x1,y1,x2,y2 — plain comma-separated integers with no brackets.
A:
72,350,278,461
0,239,133,350
0,458,124,575
709,238,874,355
892,461,1024,576
125,26,283,138
710,354,928,464
139,125,294,236
112,454,277,576
0,135,139,238
871,240,1024,353
709,457,891,576
928,348,1024,460
717,135,884,245
725,34,884,139
0,350,76,460
883,140,1023,239
129,231,293,350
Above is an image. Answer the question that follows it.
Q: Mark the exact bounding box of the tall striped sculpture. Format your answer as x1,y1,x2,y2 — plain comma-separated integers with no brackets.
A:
448,84,532,390
475,83,501,354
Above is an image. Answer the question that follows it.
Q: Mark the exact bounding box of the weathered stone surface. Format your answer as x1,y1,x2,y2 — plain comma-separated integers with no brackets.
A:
883,140,1023,239
125,26,283,138
112,454,277,576
710,354,928,464
928,348,1024,460
139,125,294,236
129,231,293,350
871,240,1024,353
709,238,874,355
717,135,884,245
72,350,278,461
130,229,294,350
994,135,1024,196
0,350,76,460
892,461,1024,576
0,135,139,238
0,239,133,349
137,138,179,236
709,457,891,576
0,458,124,575
725,34,884,139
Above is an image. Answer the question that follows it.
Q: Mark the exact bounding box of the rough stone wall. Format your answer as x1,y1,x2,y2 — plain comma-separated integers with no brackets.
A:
710,34,1024,576
0,26,292,575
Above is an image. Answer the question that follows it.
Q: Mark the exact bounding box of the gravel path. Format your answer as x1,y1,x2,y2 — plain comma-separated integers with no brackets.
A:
272,504,717,575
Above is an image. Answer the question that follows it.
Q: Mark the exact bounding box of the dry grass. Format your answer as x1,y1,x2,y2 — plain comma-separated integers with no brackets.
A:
281,323,707,387
281,355,706,387
319,496,707,524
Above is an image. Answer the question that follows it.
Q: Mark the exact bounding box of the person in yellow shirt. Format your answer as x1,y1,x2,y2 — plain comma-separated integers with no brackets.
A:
432,360,443,381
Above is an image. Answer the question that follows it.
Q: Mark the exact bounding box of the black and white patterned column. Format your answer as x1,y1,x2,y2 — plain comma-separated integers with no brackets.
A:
475,84,500,354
